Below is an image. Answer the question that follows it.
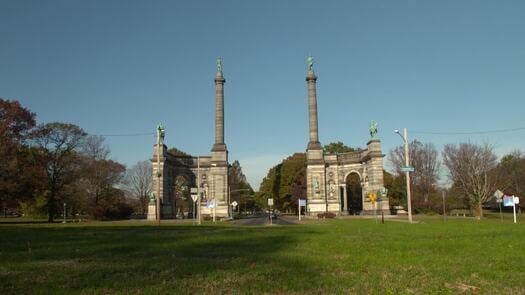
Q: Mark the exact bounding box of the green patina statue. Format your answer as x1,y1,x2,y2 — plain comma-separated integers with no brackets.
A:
217,57,222,72
369,120,378,139
148,192,156,204
157,123,165,144
307,56,314,71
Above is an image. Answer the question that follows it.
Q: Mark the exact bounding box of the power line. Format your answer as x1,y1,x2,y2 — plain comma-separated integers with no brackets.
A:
96,132,155,137
412,126,525,135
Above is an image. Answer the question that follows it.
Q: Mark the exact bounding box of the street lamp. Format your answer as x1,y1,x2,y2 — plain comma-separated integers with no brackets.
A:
394,128,413,224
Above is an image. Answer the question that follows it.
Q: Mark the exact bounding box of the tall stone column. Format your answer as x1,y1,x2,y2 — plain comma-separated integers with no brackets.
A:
306,68,322,150
212,68,227,152
305,57,326,215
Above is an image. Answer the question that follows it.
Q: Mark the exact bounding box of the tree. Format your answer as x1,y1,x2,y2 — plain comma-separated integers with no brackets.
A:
442,143,497,218
389,140,440,202
124,161,152,215
32,122,87,222
228,160,254,213
323,141,357,154
256,153,306,213
0,99,36,211
494,150,525,198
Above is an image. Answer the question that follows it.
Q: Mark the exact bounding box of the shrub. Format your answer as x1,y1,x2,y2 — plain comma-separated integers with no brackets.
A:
317,212,335,219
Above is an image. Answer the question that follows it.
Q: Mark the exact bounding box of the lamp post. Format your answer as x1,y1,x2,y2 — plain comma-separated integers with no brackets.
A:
156,124,165,225
197,156,201,225
394,128,413,224
62,202,67,224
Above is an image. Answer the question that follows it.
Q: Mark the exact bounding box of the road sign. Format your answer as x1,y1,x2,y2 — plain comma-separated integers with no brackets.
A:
190,187,198,194
515,197,520,204
268,198,274,206
231,201,238,207
496,198,503,203
379,187,388,198
503,195,514,207
494,190,503,199
207,200,215,209
401,166,415,172
368,192,377,204
191,195,198,202
299,199,307,206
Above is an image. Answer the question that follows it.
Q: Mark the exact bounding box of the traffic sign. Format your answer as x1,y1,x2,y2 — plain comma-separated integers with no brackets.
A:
207,200,215,209
191,194,198,202
299,199,307,206
231,201,238,207
494,189,503,200
401,166,415,172
268,198,274,206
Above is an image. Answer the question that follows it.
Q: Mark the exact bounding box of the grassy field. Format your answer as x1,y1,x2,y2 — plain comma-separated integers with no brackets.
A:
1,217,524,294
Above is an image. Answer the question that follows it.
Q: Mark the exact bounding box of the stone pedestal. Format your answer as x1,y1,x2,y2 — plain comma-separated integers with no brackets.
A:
147,204,156,220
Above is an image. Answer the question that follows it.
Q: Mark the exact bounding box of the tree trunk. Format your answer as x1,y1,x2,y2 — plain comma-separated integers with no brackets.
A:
479,199,483,219
47,194,55,223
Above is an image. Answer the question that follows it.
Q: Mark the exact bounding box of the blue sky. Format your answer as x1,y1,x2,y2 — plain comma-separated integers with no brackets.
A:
1,0,524,188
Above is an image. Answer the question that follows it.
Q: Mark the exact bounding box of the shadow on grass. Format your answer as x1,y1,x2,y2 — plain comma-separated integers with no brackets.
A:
0,224,316,293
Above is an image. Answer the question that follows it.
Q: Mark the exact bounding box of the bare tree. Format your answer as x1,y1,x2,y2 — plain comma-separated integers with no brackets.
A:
124,161,152,214
81,135,110,161
389,140,441,202
32,122,87,222
442,143,497,218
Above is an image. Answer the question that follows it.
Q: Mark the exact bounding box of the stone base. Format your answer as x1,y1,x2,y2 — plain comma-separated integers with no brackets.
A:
307,200,340,215
199,203,229,218
147,204,156,220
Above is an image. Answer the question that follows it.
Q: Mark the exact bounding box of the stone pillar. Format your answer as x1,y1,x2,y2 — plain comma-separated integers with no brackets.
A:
306,70,322,150
212,70,227,152
343,185,348,214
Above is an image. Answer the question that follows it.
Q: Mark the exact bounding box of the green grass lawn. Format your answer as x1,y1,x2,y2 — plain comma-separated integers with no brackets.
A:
1,218,524,294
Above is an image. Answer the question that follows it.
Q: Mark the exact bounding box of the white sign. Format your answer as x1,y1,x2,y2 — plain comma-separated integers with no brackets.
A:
515,197,520,204
503,195,514,207
207,200,215,209
190,188,198,194
494,189,504,199
268,198,274,206
191,195,198,202
231,201,238,207
299,199,307,206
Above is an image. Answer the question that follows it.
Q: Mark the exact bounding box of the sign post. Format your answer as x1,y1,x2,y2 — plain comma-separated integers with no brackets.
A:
503,195,519,224
191,188,198,225
494,190,504,222
298,199,307,221
231,201,238,220
268,198,274,225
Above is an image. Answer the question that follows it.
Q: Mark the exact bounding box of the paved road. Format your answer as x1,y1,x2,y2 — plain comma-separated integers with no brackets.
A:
233,214,297,226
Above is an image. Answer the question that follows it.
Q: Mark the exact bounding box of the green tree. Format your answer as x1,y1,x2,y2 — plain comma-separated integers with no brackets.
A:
323,141,357,154
229,160,254,213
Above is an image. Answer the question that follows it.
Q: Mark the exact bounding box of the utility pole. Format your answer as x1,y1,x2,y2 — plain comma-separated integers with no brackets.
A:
403,128,413,224
156,124,163,225
197,156,201,225
395,128,413,224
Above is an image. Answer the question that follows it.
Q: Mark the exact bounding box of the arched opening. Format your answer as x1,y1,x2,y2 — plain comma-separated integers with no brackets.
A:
345,172,363,215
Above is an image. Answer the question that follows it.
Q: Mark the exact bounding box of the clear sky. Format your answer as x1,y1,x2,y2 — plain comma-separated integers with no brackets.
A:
1,0,524,188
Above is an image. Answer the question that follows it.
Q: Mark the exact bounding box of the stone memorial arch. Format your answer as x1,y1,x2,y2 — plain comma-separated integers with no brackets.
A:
148,59,229,219
304,58,389,215
147,57,388,219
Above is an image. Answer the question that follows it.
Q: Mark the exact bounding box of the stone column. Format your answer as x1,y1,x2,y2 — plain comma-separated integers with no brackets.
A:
212,70,227,152
343,185,348,214
306,70,322,150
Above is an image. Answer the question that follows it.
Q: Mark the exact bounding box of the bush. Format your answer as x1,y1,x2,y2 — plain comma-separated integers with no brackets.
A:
19,194,48,218
317,212,335,219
